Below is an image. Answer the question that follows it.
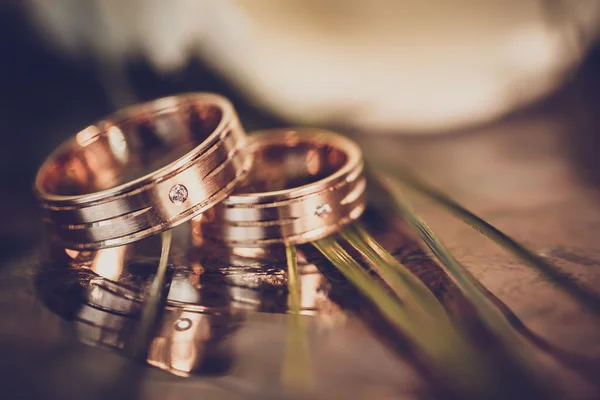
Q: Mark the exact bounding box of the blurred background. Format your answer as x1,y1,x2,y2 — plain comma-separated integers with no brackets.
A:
3,0,600,258
21,0,600,130
2,1,600,398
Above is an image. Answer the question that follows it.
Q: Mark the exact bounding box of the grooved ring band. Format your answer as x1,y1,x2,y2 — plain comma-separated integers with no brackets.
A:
34,93,250,249
199,129,366,246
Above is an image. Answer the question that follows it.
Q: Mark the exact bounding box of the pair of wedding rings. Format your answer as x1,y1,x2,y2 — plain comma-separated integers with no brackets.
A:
35,93,366,250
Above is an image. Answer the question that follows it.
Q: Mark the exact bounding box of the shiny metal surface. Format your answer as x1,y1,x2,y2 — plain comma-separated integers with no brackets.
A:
34,93,250,250
34,219,428,398
199,129,365,246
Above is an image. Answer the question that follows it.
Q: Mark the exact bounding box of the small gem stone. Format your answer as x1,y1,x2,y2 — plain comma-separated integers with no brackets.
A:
174,318,192,331
315,203,332,217
169,184,188,204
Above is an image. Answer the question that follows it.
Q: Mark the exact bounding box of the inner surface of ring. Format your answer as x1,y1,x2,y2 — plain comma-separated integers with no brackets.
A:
41,101,222,196
233,140,348,194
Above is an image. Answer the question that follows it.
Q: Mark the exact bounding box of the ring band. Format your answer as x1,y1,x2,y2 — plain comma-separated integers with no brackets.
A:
199,129,366,246
35,93,250,249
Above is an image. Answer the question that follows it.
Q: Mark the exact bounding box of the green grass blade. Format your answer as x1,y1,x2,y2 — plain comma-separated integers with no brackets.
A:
379,177,545,364
281,245,312,393
342,224,444,315
313,236,496,396
286,245,301,314
385,166,600,314
127,230,172,360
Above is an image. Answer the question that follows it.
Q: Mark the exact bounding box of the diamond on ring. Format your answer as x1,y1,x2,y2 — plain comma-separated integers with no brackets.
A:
315,203,332,218
169,184,188,204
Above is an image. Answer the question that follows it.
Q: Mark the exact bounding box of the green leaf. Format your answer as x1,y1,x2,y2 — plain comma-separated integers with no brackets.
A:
380,166,600,314
281,244,313,393
313,235,497,396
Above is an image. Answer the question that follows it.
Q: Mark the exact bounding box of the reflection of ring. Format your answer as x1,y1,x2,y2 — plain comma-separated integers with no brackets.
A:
200,129,366,246
35,93,250,249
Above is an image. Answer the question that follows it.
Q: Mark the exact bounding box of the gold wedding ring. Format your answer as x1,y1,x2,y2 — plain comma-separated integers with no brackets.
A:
199,129,366,246
35,93,250,249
